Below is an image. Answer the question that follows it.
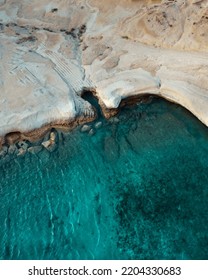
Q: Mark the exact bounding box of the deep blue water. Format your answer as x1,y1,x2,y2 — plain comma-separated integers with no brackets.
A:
0,98,208,260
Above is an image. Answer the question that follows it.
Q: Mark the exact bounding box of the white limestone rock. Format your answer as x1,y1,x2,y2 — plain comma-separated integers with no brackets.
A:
0,0,207,137
82,0,208,126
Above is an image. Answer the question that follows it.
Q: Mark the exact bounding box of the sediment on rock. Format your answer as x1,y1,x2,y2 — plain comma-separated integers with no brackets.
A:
0,113,96,148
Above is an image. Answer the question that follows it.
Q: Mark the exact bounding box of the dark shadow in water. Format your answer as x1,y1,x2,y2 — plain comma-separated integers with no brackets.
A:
81,90,103,120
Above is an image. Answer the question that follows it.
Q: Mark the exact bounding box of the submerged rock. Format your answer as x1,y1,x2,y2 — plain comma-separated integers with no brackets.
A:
28,146,42,154
47,144,57,153
104,136,119,162
81,125,91,133
17,147,26,157
8,144,18,155
95,121,102,129
42,140,51,149
89,129,95,136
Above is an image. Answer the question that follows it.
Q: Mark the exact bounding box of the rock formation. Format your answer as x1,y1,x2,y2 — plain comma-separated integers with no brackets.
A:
0,0,207,146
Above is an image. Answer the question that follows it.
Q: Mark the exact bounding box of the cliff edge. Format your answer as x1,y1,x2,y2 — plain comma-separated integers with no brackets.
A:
0,0,207,145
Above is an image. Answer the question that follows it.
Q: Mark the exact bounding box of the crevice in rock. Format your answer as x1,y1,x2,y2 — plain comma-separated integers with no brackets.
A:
81,89,160,121
2,21,86,43
81,89,103,120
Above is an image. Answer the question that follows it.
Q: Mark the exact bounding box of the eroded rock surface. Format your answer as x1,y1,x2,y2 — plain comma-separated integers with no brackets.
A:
0,0,207,145
83,0,208,126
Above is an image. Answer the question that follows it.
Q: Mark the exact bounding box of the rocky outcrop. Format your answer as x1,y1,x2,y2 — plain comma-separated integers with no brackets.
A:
0,0,207,145
83,0,208,126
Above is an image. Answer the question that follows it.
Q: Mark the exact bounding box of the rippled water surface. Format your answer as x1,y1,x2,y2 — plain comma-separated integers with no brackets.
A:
1,98,208,259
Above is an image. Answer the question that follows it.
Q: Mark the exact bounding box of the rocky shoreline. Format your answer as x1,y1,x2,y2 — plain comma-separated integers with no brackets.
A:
0,114,105,164
0,92,156,155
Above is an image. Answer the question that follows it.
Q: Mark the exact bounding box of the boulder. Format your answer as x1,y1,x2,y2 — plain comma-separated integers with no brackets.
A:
89,129,95,136
81,125,91,132
50,131,56,142
42,139,57,152
42,140,51,149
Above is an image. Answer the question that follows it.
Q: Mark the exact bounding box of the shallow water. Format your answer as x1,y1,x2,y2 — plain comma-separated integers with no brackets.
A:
0,98,208,260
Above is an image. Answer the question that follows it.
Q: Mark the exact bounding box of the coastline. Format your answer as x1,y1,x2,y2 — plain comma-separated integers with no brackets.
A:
0,0,208,149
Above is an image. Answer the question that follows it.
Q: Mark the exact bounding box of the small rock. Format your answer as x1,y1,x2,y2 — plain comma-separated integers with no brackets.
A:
89,129,95,136
42,140,51,149
94,121,102,129
8,144,17,155
81,124,91,132
28,146,42,154
50,131,56,142
18,141,28,150
41,139,56,152
17,147,26,156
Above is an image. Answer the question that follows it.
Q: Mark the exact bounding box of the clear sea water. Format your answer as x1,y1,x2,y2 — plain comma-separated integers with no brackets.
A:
0,97,208,260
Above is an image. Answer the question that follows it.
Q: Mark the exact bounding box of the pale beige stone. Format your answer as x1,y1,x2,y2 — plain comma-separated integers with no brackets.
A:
42,140,52,149
17,147,26,156
83,0,208,126
50,131,56,142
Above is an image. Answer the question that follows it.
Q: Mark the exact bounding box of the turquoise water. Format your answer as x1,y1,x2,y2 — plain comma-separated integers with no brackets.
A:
0,97,208,260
